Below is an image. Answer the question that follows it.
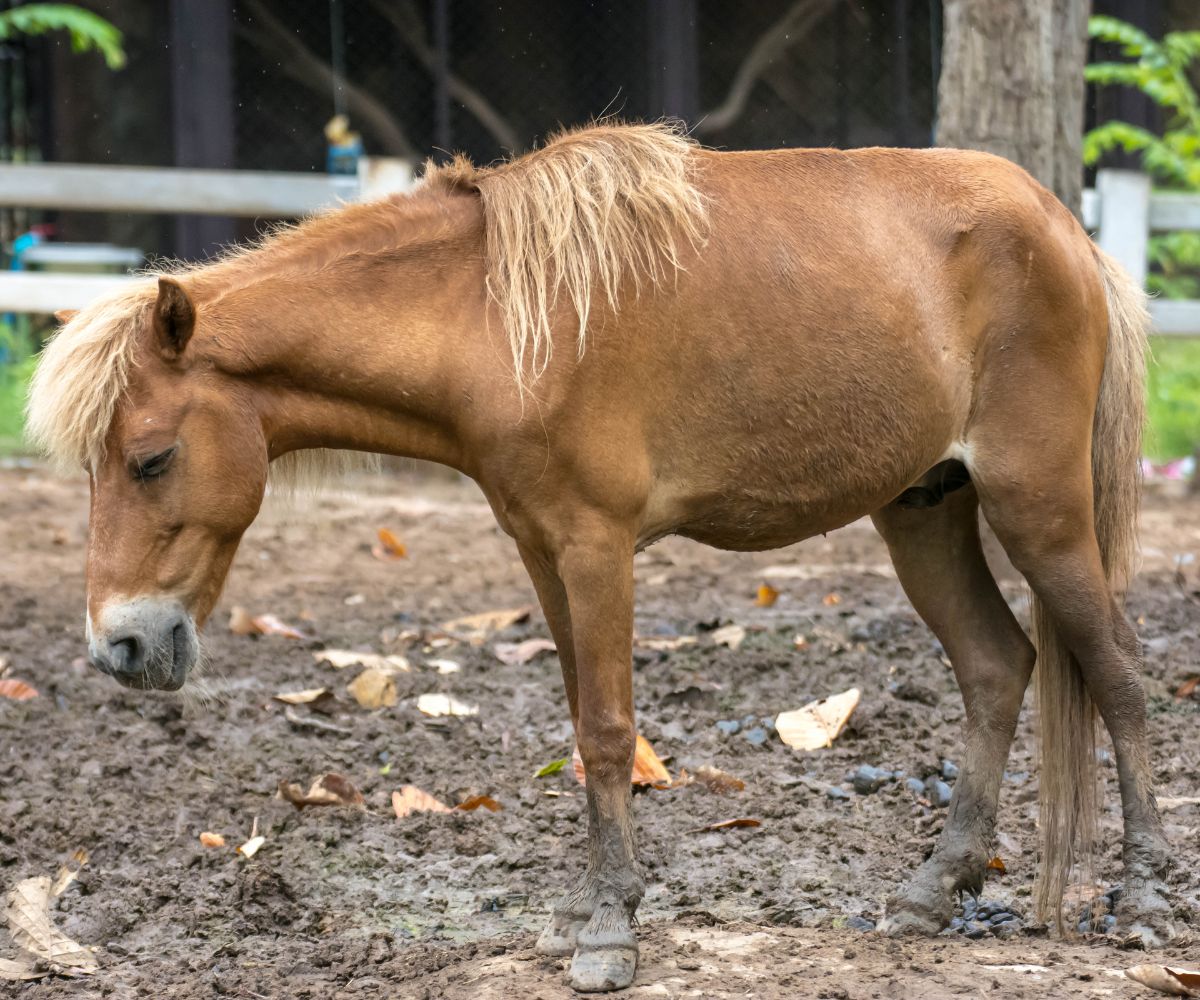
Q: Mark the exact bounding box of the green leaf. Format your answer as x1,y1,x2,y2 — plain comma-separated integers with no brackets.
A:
0,4,125,70
1088,14,1155,56
533,757,568,778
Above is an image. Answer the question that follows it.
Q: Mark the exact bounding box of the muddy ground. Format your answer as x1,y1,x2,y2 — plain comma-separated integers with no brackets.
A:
0,463,1198,999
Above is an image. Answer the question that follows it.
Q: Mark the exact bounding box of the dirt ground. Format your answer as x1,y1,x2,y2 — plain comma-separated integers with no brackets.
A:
0,463,1198,999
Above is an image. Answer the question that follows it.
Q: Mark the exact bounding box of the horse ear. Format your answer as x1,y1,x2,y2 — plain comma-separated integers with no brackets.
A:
54,309,78,325
153,277,195,359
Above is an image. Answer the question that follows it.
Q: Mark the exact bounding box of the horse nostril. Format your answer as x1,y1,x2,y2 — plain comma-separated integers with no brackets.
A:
110,634,144,674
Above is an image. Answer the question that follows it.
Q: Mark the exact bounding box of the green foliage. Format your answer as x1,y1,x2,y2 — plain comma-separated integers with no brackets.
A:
1146,337,1200,460
0,4,125,70
0,351,35,456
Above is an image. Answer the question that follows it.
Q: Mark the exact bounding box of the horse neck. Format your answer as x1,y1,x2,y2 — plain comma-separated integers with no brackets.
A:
201,198,492,473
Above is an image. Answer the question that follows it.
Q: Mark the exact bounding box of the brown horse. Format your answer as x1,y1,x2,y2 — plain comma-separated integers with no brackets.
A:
28,123,1175,992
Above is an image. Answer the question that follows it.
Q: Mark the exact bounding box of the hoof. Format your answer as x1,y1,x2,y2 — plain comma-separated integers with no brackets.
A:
568,945,638,992
1116,880,1177,948
536,912,586,958
879,886,953,937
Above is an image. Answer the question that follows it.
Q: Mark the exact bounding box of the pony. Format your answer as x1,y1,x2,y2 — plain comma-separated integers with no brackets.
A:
27,122,1175,992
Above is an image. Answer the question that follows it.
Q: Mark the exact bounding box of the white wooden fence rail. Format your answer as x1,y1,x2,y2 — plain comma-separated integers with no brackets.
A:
0,159,412,313
2,162,1199,331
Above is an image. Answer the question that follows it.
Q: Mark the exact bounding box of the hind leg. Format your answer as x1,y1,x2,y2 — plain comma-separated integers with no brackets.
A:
872,486,1036,934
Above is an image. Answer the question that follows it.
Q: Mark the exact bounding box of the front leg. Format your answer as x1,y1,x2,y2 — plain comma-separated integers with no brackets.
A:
522,527,642,992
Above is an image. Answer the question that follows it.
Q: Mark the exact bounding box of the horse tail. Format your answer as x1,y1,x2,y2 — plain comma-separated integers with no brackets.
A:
1033,245,1148,927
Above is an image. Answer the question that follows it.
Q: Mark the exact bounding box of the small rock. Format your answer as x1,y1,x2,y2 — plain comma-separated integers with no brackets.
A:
743,726,769,747
826,787,851,801
850,764,893,795
716,720,741,736
846,916,875,931
948,916,964,931
964,920,989,939
904,777,926,796
940,759,959,781
924,777,953,808
1099,914,1116,933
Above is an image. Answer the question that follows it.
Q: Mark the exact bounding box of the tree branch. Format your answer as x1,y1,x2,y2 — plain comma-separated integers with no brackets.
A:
366,0,522,152
695,0,839,136
238,0,418,161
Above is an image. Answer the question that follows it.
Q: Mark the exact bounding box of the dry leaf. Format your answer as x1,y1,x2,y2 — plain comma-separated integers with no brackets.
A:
4,875,97,976
440,606,532,635
416,693,478,717
428,658,461,674
986,856,1007,875
1158,796,1200,810
229,607,308,639
822,592,842,606
278,773,365,810
456,795,503,812
392,785,451,817
775,688,861,751
273,687,337,714
199,832,226,848
690,765,745,794
314,649,411,672
711,624,747,650
1125,965,1200,997
0,956,44,981
756,583,779,607
635,635,697,652
686,817,761,833
493,638,557,665
371,527,408,560
0,678,38,701
237,835,265,858
347,668,398,709
1174,676,1200,700
573,734,671,788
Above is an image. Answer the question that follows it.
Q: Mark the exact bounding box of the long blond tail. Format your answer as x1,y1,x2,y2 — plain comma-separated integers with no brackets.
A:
1033,247,1148,926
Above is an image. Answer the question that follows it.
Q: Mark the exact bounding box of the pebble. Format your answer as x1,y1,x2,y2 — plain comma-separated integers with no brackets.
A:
716,719,741,736
846,916,875,931
964,920,990,939
850,764,893,795
940,759,959,781
924,777,953,808
743,726,769,747
826,786,851,801
904,777,926,796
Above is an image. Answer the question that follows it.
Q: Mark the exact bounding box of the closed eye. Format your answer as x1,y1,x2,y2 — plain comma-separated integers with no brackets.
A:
131,446,177,482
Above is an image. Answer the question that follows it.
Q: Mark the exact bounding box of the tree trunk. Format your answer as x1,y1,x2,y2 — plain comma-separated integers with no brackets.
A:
936,0,1092,219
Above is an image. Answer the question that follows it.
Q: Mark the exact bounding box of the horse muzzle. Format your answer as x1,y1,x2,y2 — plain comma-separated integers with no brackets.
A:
87,599,198,691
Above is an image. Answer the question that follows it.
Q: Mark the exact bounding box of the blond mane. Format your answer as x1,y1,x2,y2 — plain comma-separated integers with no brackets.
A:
425,120,708,389
26,121,707,481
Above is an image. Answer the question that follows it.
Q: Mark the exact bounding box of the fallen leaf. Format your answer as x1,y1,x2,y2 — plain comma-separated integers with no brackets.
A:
775,688,861,751
229,607,308,639
416,693,478,717
689,765,745,794
440,605,532,635
573,734,671,788
635,635,698,652
1125,965,1200,997
534,757,568,778
456,795,502,812
493,638,557,665
686,817,761,834
4,875,97,976
427,658,461,674
237,835,265,858
199,832,226,848
392,785,451,817
283,706,353,735
711,624,747,650
987,856,1007,875
822,592,842,606
371,527,408,560
1175,676,1200,700
0,679,37,701
314,649,411,672
347,668,398,709
278,773,365,810
273,687,337,714
0,957,43,980
792,634,808,650
756,583,779,607
1158,796,1200,811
